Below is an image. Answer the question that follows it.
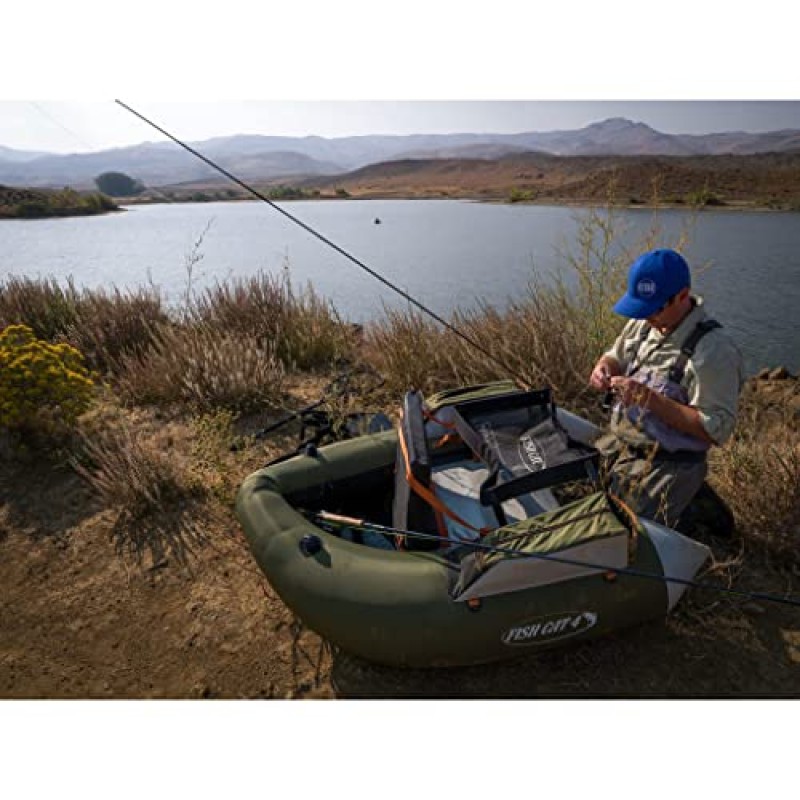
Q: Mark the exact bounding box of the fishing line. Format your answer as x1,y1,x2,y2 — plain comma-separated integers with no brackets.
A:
311,511,800,610
114,99,528,385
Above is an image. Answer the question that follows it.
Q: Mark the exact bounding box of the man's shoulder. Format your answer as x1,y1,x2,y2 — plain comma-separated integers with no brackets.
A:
695,318,737,349
692,320,744,371
689,301,739,354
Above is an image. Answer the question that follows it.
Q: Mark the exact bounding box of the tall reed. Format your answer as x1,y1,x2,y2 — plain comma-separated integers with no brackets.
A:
185,270,356,371
117,321,286,413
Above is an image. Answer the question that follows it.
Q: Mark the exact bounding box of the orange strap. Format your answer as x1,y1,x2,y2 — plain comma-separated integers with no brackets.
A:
422,408,457,430
397,414,489,541
433,432,460,449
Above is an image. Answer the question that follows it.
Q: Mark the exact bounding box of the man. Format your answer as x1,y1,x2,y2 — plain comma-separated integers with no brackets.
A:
589,248,745,529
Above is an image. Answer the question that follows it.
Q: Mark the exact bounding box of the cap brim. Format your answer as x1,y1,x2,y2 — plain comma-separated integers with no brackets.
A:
612,293,661,319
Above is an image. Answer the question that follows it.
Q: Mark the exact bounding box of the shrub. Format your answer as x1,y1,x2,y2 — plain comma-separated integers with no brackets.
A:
0,324,94,439
117,322,286,412
186,270,356,371
190,409,241,505
15,201,49,218
268,185,307,200
72,413,200,520
509,188,534,203
711,394,800,563
94,172,144,197
363,307,454,396
685,187,724,207
0,275,81,341
0,277,170,377
83,192,117,212
64,286,169,376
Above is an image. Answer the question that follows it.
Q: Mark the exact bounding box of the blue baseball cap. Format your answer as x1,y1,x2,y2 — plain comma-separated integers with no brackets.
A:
613,248,691,319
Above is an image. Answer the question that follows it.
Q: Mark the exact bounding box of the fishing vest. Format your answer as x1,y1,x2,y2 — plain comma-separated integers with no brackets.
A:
612,319,722,454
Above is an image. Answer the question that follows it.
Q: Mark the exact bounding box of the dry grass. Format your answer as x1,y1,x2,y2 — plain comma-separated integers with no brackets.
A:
186,270,357,371
0,276,169,376
116,322,286,413
63,286,169,376
0,275,81,341
72,405,202,521
711,392,800,563
362,307,454,395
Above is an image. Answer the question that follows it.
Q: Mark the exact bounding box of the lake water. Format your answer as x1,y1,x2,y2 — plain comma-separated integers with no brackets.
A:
2,199,799,375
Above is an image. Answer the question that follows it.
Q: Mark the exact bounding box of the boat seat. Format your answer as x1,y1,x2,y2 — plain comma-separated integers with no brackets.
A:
392,387,588,548
446,387,599,519
430,460,558,545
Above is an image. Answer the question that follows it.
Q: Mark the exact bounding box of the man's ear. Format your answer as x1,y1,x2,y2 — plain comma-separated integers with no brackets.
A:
678,287,691,301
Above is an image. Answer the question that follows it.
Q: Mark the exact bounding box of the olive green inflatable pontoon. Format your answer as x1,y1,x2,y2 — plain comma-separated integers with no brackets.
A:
236,383,711,668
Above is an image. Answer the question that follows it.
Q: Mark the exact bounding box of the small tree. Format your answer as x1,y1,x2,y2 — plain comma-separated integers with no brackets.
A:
94,171,145,197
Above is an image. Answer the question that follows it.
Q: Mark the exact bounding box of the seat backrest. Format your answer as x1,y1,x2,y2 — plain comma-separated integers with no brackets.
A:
447,390,599,507
392,390,440,548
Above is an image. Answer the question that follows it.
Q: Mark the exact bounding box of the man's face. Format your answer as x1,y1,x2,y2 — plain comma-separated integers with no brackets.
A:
646,287,691,330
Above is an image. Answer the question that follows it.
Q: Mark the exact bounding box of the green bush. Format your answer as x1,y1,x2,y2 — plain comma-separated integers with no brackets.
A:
14,201,49,218
95,172,144,197
268,185,307,200
685,187,724,207
509,188,534,203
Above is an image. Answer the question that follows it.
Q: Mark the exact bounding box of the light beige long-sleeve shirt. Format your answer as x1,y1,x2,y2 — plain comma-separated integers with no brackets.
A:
603,296,745,447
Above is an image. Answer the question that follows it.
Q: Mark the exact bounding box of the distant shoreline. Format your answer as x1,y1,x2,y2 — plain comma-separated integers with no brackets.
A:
0,185,119,220
117,192,798,214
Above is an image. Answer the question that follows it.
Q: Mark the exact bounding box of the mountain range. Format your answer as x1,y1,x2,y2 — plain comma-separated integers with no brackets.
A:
2,117,800,190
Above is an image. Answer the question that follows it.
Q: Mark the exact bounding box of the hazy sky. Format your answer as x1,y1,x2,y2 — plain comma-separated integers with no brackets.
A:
6,2,799,157
3,100,800,155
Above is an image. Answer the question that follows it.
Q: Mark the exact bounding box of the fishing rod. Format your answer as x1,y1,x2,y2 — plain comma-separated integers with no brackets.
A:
114,99,527,385
310,510,800,610
230,363,387,452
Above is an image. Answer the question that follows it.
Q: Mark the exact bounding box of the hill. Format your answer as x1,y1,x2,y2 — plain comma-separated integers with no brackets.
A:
299,151,800,208
0,144,51,163
2,117,800,190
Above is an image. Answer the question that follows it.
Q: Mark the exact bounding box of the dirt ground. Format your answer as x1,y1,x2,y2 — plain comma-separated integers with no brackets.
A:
2,442,799,701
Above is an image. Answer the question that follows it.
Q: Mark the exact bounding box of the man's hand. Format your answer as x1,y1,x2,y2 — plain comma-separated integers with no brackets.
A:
609,376,653,407
589,357,620,391
609,376,715,444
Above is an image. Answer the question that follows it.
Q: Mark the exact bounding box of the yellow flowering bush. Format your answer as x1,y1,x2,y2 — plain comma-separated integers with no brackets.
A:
0,324,94,434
